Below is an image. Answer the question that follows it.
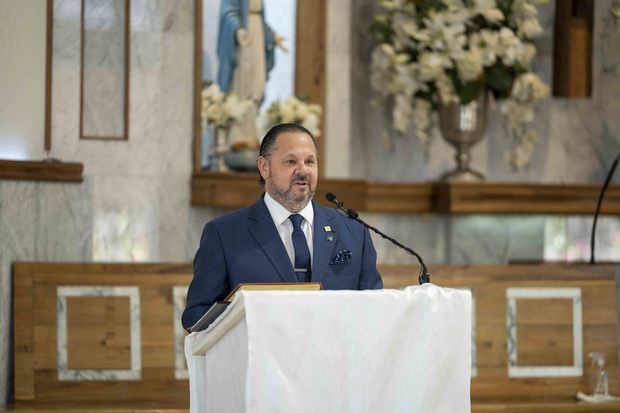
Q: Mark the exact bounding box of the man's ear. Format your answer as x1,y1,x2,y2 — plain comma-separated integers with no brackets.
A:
257,156,269,180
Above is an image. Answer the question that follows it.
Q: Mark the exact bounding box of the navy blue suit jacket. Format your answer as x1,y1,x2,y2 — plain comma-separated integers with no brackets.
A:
182,196,383,329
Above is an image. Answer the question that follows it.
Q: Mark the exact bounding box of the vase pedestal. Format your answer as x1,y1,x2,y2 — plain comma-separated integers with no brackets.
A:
438,92,488,182
212,127,231,172
439,152,485,182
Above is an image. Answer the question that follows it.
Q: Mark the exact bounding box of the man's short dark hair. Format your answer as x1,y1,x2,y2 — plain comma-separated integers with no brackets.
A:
258,123,317,186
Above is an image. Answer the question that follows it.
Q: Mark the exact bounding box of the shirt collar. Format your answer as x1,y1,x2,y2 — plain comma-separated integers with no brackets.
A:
264,192,314,227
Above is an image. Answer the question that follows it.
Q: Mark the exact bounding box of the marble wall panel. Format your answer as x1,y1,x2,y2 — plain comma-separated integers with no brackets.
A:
159,0,193,34
1,182,39,263
36,181,94,261
50,0,81,162
158,32,194,177
365,213,446,265
172,286,188,380
131,0,164,33
92,176,159,262
448,216,546,265
81,0,128,138
157,174,190,262
324,0,351,179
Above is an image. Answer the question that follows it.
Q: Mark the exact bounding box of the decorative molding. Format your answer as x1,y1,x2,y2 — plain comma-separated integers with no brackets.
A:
45,0,53,151
191,172,620,215
506,287,583,378
57,286,141,381
0,159,83,183
173,286,189,380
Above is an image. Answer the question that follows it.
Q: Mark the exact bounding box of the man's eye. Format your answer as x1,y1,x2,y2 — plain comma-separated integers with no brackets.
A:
306,160,315,165
286,159,295,164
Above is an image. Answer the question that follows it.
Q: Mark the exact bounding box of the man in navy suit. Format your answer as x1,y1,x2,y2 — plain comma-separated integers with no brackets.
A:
182,123,383,330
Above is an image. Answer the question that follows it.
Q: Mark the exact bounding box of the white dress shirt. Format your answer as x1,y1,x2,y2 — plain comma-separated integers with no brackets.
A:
263,192,314,268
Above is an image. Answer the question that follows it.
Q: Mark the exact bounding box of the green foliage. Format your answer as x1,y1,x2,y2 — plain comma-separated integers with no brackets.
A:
484,64,515,98
370,15,393,43
417,0,446,14
496,0,514,22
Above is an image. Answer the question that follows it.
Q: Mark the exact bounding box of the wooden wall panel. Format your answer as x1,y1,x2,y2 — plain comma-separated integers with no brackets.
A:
13,263,192,404
66,297,132,370
13,262,35,400
13,262,620,409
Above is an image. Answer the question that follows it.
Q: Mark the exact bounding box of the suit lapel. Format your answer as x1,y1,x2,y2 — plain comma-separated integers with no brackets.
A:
312,201,338,285
247,196,297,282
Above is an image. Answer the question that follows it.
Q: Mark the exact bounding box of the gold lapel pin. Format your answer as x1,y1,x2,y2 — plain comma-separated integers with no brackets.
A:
324,226,332,232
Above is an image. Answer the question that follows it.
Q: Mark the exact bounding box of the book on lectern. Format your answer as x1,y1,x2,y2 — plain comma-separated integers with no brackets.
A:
189,282,322,333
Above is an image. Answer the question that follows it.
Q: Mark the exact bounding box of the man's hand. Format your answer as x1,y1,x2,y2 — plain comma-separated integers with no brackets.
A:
235,28,249,47
274,34,288,53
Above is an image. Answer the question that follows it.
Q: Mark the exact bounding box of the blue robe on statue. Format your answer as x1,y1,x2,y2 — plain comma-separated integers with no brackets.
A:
216,0,276,93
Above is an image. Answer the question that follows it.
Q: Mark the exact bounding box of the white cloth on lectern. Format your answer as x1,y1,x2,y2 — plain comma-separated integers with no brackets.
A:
184,336,204,413
186,284,472,413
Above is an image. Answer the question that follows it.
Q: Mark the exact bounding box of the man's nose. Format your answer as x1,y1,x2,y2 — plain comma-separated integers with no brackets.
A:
296,162,310,174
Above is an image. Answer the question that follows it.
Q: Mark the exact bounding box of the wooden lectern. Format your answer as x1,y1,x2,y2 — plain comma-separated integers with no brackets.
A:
185,285,472,412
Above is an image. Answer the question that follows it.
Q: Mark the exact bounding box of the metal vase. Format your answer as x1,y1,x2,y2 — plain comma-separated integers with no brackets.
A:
212,126,231,172
438,92,488,182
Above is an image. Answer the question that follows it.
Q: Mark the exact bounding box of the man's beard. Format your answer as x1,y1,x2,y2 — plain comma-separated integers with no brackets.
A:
266,174,315,213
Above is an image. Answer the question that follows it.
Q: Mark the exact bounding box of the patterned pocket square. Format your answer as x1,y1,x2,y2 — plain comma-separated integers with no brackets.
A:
329,249,352,265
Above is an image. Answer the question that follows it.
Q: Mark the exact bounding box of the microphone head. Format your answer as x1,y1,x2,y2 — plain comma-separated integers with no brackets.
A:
325,192,338,204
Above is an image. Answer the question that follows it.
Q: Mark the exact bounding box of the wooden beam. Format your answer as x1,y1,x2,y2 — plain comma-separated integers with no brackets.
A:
553,0,594,97
0,159,83,183
294,0,327,175
44,0,53,151
191,172,620,215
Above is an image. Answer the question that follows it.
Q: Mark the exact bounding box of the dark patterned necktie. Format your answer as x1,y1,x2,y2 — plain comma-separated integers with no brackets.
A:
289,214,311,282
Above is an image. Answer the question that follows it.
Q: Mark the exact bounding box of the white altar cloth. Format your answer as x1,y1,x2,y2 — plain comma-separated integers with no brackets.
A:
185,284,472,413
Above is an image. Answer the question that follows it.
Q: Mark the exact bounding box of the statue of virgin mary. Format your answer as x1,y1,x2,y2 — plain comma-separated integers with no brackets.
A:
216,0,283,145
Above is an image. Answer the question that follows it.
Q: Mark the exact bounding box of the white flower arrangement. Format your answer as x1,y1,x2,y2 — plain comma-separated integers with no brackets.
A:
370,0,550,169
264,96,322,137
200,82,253,129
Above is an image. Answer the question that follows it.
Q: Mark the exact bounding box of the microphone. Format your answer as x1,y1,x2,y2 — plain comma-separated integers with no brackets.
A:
325,192,431,285
324,192,338,204
590,153,620,264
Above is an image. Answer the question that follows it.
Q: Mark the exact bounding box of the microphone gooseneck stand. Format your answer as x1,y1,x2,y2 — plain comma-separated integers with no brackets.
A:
325,192,431,285
590,153,620,264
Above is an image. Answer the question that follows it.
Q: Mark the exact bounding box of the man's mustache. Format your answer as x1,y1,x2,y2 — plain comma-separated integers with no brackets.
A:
291,175,310,184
